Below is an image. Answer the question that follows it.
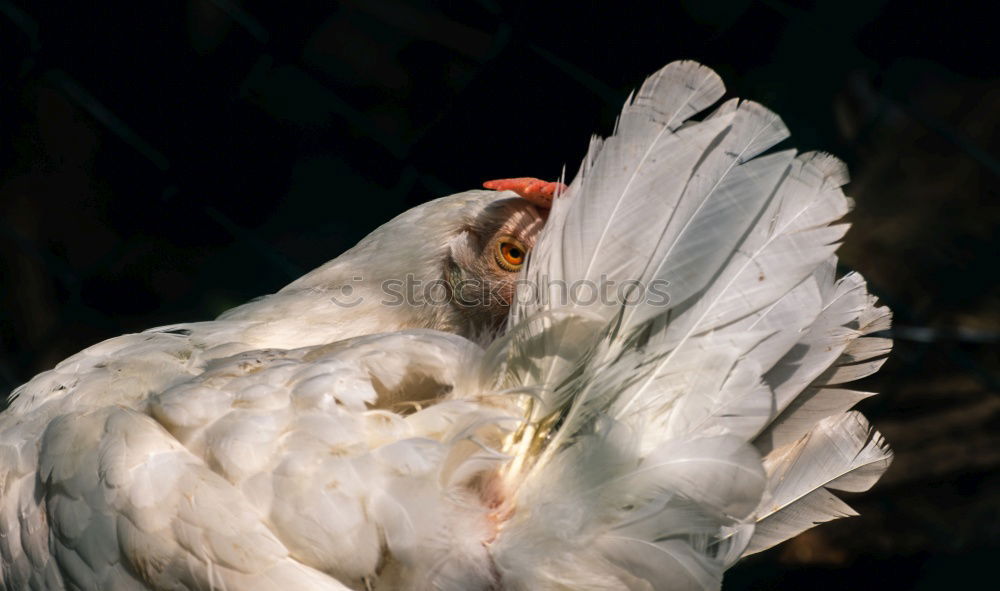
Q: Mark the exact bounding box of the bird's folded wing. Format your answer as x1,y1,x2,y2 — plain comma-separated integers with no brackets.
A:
1,328,496,590
36,406,352,591
486,61,892,588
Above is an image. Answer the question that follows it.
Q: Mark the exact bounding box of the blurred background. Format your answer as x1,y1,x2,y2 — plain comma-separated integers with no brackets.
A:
0,1,996,588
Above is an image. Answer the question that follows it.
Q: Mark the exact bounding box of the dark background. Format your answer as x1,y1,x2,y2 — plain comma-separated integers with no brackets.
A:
1,1,996,589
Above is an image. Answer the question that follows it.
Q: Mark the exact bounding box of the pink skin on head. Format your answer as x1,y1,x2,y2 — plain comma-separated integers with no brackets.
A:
482,177,567,208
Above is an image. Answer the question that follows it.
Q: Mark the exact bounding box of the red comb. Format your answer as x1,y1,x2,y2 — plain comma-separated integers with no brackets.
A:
482,177,567,208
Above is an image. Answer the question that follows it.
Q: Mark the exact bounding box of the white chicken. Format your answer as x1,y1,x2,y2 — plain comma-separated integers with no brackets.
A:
0,61,892,590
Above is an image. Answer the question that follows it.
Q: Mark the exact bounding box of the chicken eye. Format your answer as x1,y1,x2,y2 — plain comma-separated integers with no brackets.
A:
496,238,527,271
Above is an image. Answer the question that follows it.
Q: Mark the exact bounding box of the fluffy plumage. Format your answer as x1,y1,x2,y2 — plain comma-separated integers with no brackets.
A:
0,61,891,590
217,189,547,347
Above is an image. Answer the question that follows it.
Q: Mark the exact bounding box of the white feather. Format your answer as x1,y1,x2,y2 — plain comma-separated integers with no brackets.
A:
745,412,892,555
488,60,893,589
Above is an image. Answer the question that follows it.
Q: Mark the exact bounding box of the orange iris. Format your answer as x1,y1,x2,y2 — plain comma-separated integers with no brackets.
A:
497,239,526,271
